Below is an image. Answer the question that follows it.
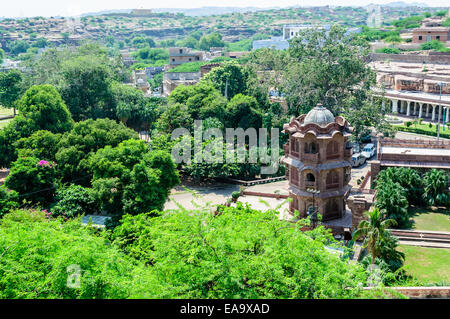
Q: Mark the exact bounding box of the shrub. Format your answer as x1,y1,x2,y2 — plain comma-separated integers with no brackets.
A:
231,191,241,200
0,209,162,298
5,156,57,205
0,186,19,218
50,184,97,219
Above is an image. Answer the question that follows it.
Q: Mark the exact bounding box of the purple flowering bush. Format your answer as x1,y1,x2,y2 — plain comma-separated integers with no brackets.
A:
5,156,57,205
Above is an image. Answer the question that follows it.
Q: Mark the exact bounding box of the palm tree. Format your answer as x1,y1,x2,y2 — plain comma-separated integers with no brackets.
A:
423,169,449,206
354,208,397,265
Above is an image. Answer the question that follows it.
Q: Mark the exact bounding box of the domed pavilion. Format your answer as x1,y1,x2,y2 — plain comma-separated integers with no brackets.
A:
281,104,354,221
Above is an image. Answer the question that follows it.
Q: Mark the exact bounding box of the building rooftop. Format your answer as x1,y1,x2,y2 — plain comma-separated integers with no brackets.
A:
304,104,335,126
381,146,450,156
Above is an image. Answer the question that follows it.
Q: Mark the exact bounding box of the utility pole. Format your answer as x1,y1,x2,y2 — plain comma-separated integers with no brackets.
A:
437,82,442,141
224,79,229,100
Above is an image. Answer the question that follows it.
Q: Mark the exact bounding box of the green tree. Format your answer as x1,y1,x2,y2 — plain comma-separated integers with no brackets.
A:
5,156,57,205
0,209,162,298
15,130,61,162
225,94,262,130
285,25,382,130
89,139,179,216
202,60,249,99
55,118,138,185
0,48,4,65
111,204,373,298
60,55,116,121
198,33,225,51
50,184,97,218
0,186,19,218
0,85,72,168
9,40,30,55
423,169,449,206
354,208,397,265
0,69,23,114
18,84,73,133
111,82,155,130
375,179,409,228
155,102,193,133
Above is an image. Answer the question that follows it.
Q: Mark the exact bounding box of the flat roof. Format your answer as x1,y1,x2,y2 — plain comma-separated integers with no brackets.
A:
381,89,450,107
381,146,450,156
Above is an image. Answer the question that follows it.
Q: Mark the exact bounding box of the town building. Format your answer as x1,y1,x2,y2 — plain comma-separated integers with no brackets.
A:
412,27,449,44
162,62,222,96
370,138,450,184
281,104,353,221
120,50,136,68
162,71,201,97
168,47,204,69
370,60,450,123
252,36,289,50
131,70,151,95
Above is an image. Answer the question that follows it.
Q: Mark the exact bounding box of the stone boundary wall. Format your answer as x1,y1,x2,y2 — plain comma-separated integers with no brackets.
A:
358,170,371,192
242,191,288,199
379,138,450,151
370,52,450,65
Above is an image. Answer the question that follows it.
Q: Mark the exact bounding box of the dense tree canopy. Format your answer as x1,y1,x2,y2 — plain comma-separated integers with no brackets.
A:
18,84,73,133
55,118,138,185
89,139,179,216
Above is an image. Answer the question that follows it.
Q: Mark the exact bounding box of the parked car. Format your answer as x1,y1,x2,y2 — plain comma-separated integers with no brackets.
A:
361,143,376,159
352,153,366,167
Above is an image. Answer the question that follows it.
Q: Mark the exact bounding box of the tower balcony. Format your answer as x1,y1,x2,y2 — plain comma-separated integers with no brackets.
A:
301,153,319,163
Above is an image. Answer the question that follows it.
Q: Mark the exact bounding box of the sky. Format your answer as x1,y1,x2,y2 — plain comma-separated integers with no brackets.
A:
1,1,448,18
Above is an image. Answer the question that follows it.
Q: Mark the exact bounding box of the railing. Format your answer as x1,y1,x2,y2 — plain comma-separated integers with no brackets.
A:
305,181,316,187
302,153,319,162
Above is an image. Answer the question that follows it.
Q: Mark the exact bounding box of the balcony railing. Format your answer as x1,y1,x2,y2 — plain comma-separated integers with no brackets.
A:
302,153,319,162
305,181,316,187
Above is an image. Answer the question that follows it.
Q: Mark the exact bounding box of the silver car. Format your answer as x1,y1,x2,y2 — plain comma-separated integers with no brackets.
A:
352,153,366,167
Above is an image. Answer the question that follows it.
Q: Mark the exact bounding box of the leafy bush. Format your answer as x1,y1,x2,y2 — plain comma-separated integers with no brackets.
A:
50,184,97,218
0,186,19,218
5,156,57,206
89,139,179,216
375,47,401,54
231,191,241,200
0,209,162,298
111,205,374,298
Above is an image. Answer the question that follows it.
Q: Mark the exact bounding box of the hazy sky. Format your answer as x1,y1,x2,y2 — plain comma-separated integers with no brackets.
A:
2,1,448,18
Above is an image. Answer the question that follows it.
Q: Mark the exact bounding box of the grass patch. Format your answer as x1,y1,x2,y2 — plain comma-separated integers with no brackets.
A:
398,245,450,284
395,122,450,139
406,207,450,232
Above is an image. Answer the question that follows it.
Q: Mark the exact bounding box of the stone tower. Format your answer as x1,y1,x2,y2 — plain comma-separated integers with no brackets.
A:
281,104,353,221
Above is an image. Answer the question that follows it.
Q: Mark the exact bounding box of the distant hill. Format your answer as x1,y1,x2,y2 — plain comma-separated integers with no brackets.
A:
382,2,429,8
80,9,131,17
151,6,280,17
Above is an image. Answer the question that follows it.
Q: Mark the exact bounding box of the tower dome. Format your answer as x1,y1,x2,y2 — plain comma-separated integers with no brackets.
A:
304,104,335,126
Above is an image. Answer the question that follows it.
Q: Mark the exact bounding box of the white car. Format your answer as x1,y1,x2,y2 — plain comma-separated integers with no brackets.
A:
352,153,366,167
361,143,376,159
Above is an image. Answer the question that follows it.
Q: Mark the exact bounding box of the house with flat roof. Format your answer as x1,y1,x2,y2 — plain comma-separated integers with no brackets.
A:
168,47,204,69
370,138,450,185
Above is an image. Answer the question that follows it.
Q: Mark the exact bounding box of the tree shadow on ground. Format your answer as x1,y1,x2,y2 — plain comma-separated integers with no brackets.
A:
403,205,450,230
